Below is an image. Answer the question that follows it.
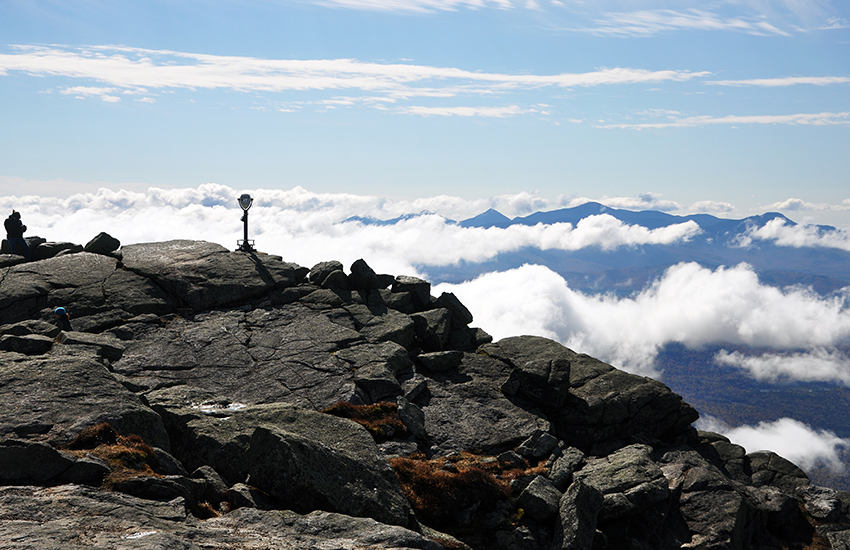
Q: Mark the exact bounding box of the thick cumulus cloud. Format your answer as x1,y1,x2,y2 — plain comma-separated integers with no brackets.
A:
740,217,850,252
697,416,849,473
0,184,699,278
435,262,850,376
715,347,850,384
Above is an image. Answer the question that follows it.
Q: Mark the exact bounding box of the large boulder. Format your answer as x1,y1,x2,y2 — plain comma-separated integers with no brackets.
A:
84,232,121,255
33,242,84,261
0,350,170,450
554,479,604,550
147,392,414,528
121,240,304,311
573,444,669,521
749,451,810,493
485,336,698,450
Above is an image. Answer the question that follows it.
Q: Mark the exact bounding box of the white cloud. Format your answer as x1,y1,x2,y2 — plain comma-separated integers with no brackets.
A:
578,9,790,37
401,105,530,117
600,192,682,212
60,85,122,102
741,217,850,251
0,184,700,278
821,16,850,29
697,416,849,473
564,192,682,212
435,261,850,376
710,75,850,87
688,200,737,214
598,111,850,129
715,347,850,384
313,0,514,12
0,45,709,112
764,197,850,212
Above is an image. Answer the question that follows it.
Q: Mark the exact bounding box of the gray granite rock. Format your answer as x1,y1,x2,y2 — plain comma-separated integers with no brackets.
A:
0,485,441,549
121,240,300,311
84,232,120,255
421,353,548,455
555,479,604,550
147,395,413,527
33,242,84,261
518,475,562,521
0,351,169,450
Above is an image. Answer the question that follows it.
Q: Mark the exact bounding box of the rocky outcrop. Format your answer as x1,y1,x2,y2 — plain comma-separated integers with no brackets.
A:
2,240,849,550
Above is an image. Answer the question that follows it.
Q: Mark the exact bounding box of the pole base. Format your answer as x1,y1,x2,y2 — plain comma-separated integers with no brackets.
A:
237,239,255,252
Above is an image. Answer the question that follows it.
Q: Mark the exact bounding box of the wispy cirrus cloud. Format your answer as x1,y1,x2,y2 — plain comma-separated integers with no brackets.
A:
575,9,790,37
401,105,532,117
821,16,850,29
710,76,850,87
312,0,515,12
765,197,850,212
599,111,850,129
0,45,709,111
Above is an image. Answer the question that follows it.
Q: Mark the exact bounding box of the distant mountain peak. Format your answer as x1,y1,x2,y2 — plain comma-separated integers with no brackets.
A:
459,208,512,228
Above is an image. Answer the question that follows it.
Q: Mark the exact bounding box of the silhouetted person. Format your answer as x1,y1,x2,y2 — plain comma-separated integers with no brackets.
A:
54,307,72,332
4,210,30,261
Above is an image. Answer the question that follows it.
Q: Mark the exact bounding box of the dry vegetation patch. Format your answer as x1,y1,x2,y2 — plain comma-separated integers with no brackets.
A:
322,401,410,442
390,451,545,534
62,422,161,488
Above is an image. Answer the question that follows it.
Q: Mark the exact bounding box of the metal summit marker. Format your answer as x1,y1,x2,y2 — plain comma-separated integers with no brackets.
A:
237,193,255,252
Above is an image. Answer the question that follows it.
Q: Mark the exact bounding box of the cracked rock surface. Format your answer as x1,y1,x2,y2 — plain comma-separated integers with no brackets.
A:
1,239,845,550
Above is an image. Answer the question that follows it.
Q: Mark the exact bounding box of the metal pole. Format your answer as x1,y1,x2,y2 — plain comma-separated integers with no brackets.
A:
243,211,249,247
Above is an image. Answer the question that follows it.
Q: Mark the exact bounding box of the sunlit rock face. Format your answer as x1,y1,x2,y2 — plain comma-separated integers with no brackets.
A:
0,238,844,550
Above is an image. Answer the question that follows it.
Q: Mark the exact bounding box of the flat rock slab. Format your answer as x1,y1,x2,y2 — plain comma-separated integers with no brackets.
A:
121,240,304,311
0,350,169,450
0,485,440,550
111,305,364,409
0,252,174,325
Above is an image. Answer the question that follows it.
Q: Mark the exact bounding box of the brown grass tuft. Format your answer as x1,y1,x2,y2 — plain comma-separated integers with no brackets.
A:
65,422,118,450
62,424,161,489
390,453,512,532
322,401,410,442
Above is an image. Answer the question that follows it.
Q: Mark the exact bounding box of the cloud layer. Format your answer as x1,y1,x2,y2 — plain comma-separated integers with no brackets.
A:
4,184,850,380
0,45,707,115
740,218,850,252
715,348,850,384
435,262,850,376
0,184,699,276
697,416,849,473
4,44,848,125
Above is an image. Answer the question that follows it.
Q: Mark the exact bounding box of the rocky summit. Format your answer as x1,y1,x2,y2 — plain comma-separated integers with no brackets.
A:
2,236,850,549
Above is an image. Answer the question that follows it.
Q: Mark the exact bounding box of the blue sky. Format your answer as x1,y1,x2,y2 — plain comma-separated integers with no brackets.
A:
1,0,849,225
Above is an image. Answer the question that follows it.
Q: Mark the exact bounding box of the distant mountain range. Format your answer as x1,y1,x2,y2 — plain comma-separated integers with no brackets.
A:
352,202,850,295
